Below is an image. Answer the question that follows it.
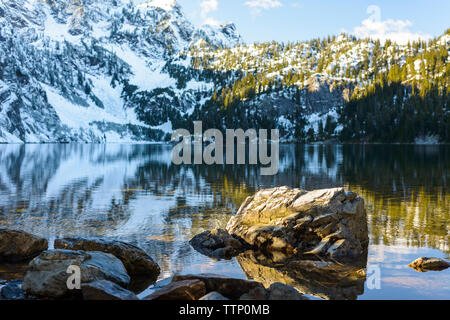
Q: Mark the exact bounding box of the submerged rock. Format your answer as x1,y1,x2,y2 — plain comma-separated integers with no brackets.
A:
82,280,138,300
0,229,48,262
144,280,206,301
54,237,160,281
172,274,265,300
236,250,366,300
22,249,130,298
409,257,450,272
189,228,246,260
226,187,369,260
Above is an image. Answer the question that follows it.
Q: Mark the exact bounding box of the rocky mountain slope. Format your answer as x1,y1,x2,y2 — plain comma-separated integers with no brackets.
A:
0,0,448,143
0,0,241,143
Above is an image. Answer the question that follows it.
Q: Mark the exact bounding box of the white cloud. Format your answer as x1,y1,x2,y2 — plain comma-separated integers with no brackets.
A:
200,0,220,26
351,5,432,45
201,0,219,17
245,0,283,15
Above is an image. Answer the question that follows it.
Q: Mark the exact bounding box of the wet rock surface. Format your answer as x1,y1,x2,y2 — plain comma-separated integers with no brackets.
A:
0,229,48,262
236,250,367,300
189,228,247,260
226,187,369,260
200,291,229,300
172,274,265,300
409,257,450,272
0,279,37,300
22,249,130,298
54,237,160,280
82,280,138,300
144,279,207,301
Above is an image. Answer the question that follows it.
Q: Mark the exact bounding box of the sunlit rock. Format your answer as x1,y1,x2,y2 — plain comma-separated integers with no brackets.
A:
236,250,367,300
409,257,450,272
226,187,369,260
0,229,48,263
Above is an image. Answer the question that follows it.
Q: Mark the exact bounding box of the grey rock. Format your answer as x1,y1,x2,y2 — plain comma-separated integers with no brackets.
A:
189,228,245,260
144,280,206,301
267,282,308,300
22,249,130,298
82,280,138,300
0,229,48,262
226,187,369,260
0,280,37,300
200,292,229,300
54,237,160,280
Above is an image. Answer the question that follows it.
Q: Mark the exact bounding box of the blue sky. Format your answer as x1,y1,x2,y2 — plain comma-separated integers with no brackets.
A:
178,0,450,44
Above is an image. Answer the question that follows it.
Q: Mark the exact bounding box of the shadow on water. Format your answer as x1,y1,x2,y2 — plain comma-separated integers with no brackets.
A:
0,144,448,299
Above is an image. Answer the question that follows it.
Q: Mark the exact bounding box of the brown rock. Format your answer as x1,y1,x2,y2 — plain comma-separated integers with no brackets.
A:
0,229,48,263
189,229,245,260
172,274,265,300
409,257,450,272
144,280,206,300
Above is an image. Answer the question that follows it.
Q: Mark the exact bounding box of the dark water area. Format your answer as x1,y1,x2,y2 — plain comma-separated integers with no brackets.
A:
0,144,448,300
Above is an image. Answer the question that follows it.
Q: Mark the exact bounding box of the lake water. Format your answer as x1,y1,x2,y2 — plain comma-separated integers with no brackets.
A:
0,144,448,300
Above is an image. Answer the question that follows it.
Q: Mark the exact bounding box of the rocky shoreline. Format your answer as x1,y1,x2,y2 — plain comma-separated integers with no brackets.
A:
1,187,448,301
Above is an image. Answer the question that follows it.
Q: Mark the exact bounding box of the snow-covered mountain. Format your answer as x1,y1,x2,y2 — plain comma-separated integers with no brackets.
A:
0,0,242,143
0,1,448,143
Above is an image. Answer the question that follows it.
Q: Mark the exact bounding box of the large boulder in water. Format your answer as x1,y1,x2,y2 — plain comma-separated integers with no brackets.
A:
226,187,369,260
54,237,160,281
0,229,48,262
22,249,130,298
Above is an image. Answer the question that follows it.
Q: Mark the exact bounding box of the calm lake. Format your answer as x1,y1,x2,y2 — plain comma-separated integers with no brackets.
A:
0,144,448,300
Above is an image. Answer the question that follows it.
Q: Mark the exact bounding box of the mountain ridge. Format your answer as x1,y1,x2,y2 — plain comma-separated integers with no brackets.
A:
0,0,448,143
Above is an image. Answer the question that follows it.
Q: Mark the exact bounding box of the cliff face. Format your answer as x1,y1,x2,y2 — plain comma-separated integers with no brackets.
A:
0,0,242,143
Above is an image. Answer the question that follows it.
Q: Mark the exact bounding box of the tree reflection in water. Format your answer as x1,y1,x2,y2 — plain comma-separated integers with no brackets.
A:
0,144,448,298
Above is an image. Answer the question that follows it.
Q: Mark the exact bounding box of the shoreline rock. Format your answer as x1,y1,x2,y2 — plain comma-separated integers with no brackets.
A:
145,279,206,300
225,187,369,260
409,257,450,272
146,274,308,301
22,249,130,298
54,237,160,281
82,280,138,300
189,229,247,260
0,229,48,263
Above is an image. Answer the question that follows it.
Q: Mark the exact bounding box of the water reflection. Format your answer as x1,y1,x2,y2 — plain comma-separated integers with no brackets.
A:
0,144,448,299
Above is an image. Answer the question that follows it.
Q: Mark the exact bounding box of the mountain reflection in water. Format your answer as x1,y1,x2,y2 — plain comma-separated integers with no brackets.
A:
0,144,448,299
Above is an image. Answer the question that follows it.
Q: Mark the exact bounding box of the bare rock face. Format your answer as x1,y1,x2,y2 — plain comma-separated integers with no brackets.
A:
82,280,138,300
226,187,369,260
0,229,48,262
22,249,130,298
409,257,450,272
144,280,206,301
54,238,160,281
189,229,246,260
